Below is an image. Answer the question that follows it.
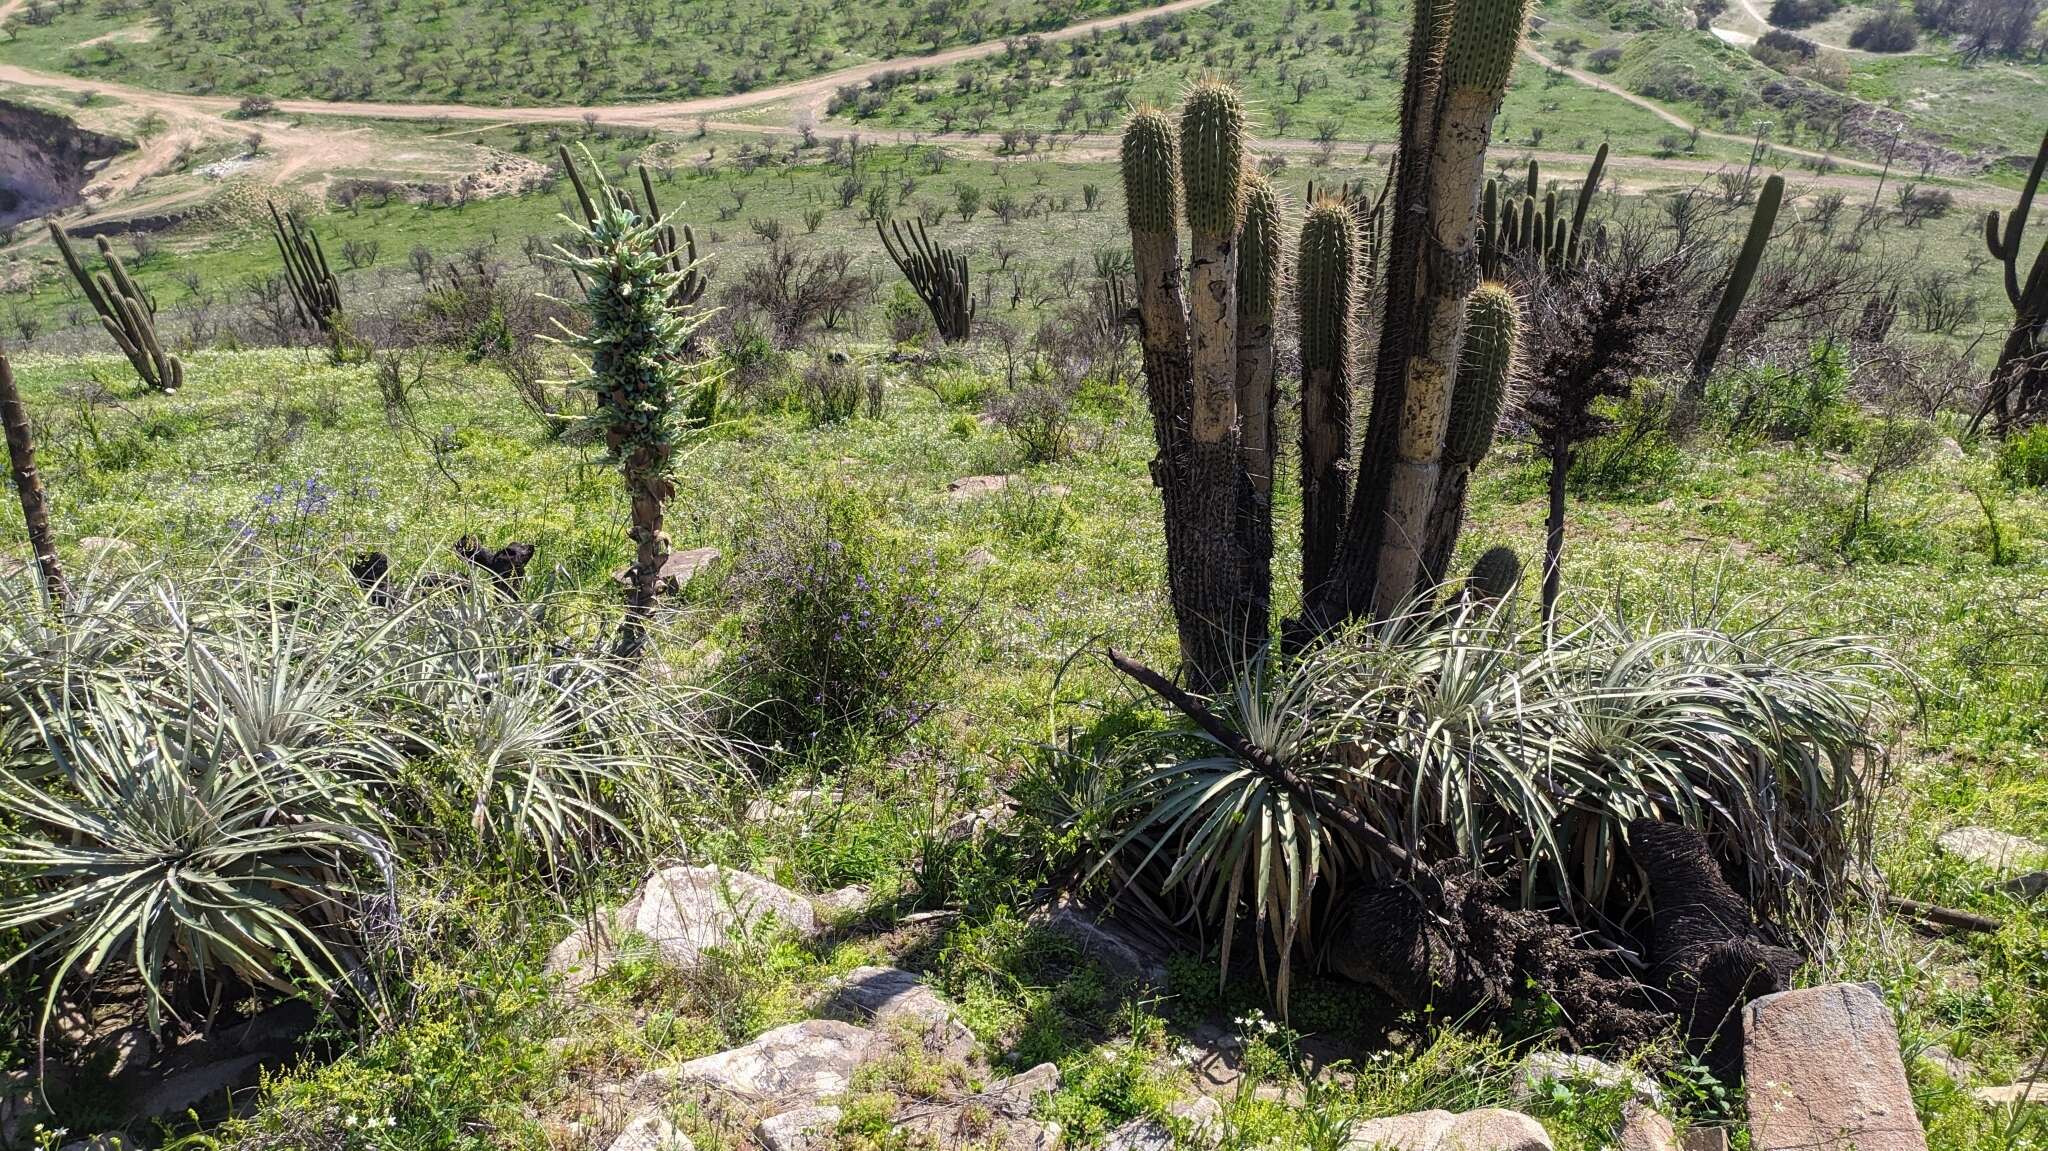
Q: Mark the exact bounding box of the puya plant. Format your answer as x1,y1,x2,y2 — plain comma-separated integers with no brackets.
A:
550,151,714,658
1971,129,2047,436
47,224,184,394
878,218,975,342
1121,14,1528,692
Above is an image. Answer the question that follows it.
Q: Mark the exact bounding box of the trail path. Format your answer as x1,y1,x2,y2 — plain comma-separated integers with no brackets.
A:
0,0,2008,216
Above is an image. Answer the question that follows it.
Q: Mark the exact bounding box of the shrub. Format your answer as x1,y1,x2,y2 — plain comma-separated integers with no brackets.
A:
725,492,967,759
1849,4,1920,49
1705,341,1853,443
1587,45,1624,71
1995,424,2048,488
1767,0,1840,27
800,354,865,425
1567,386,1688,499
984,378,1073,464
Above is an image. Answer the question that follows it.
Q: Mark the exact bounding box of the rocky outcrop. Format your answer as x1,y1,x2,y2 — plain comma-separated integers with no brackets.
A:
1938,827,2047,872
0,100,127,228
1742,982,1927,1151
607,1111,694,1151
1101,1096,1223,1151
1511,1051,1661,1106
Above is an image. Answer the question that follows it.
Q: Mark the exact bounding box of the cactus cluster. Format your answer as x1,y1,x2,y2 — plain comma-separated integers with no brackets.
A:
1118,58,1529,687
1974,130,2048,434
1480,146,1607,278
48,224,183,394
878,218,974,343
268,202,344,336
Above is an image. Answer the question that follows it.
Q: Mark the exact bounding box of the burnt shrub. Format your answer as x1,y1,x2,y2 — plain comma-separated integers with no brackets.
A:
1849,4,1919,49
725,491,969,760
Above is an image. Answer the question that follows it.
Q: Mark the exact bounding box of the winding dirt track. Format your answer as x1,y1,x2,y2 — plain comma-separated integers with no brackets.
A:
0,0,2011,212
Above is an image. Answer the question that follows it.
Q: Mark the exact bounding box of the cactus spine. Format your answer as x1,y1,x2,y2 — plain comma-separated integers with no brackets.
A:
1420,282,1519,586
48,225,183,394
1687,173,1783,396
1297,198,1360,604
1236,172,1283,642
1972,130,2048,434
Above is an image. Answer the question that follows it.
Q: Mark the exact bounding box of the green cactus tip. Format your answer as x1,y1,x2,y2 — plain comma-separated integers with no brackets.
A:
1444,0,1535,94
1446,281,1520,467
1466,545,1523,601
1121,105,1181,236
1179,80,1248,237
1237,171,1283,321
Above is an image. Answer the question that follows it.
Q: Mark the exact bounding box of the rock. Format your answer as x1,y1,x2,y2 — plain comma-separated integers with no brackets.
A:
3,1071,43,1151
898,1108,1060,1151
546,895,645,990
941,801,1014,843
1438,1109,1552,1151
962,546,995,568
1102,1096,1224,1151
608,1112,694,1151
822,966,976,1062
1973,1080,2042,1105
612,547,721,594
979,1062,1061,1118
1918,1045,1972,1083
1030,904,1168,987
1615,1102,1680,1151
1743,982,1927,1151
663,1020,879,1101
1999,871,2047,900
1678,1129,1732,1151
1344,1109,1457,1151
131,1053,268,1120
634,866,820,969
948,475,1012,498
813,884,871,917
1937,827,2047,873
78,537,134,559
1513,1051,1662,1105
745,788,828,824
756,1105,841,1151
1344,1109,1550,1151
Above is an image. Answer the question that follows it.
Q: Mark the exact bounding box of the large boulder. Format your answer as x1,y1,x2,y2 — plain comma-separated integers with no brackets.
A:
1029,903,1169,987
822,966,976,1062
1742,982,1927,1151
657,1020,879,1102
1512,1051,1662,1106
1102,1096,1224,1151
1614,1102,1680,1151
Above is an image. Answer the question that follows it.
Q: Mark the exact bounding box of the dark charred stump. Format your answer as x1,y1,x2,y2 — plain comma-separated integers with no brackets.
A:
454,537,535,598
1628,819,1800,1083
1329,865,1671,1054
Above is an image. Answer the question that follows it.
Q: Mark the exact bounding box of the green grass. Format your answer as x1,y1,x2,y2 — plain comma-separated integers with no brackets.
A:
4,327,2046,1147
0,0,1155,105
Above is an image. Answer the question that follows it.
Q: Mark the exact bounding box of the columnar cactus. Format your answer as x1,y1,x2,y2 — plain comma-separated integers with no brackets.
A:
1296,198,1360,604
1974,130,2048,433
48,225,183,394
0,343,68,607
1360,0,1535,618
1181,80,1246,447
1687,173,1783,395
1464,544,1522,604
268,202,344,335
1481,145,1605,278
1236,172,1283,641
878,218,975,342
1420,281,1519,586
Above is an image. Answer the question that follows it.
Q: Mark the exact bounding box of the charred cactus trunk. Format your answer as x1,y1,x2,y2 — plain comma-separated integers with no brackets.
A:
0,345,68,607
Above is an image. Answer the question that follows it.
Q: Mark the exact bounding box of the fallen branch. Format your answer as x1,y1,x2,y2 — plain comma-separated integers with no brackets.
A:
1887,897,2004,935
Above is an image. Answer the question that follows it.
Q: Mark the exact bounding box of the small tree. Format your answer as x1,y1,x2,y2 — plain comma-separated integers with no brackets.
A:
551,160,713,658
